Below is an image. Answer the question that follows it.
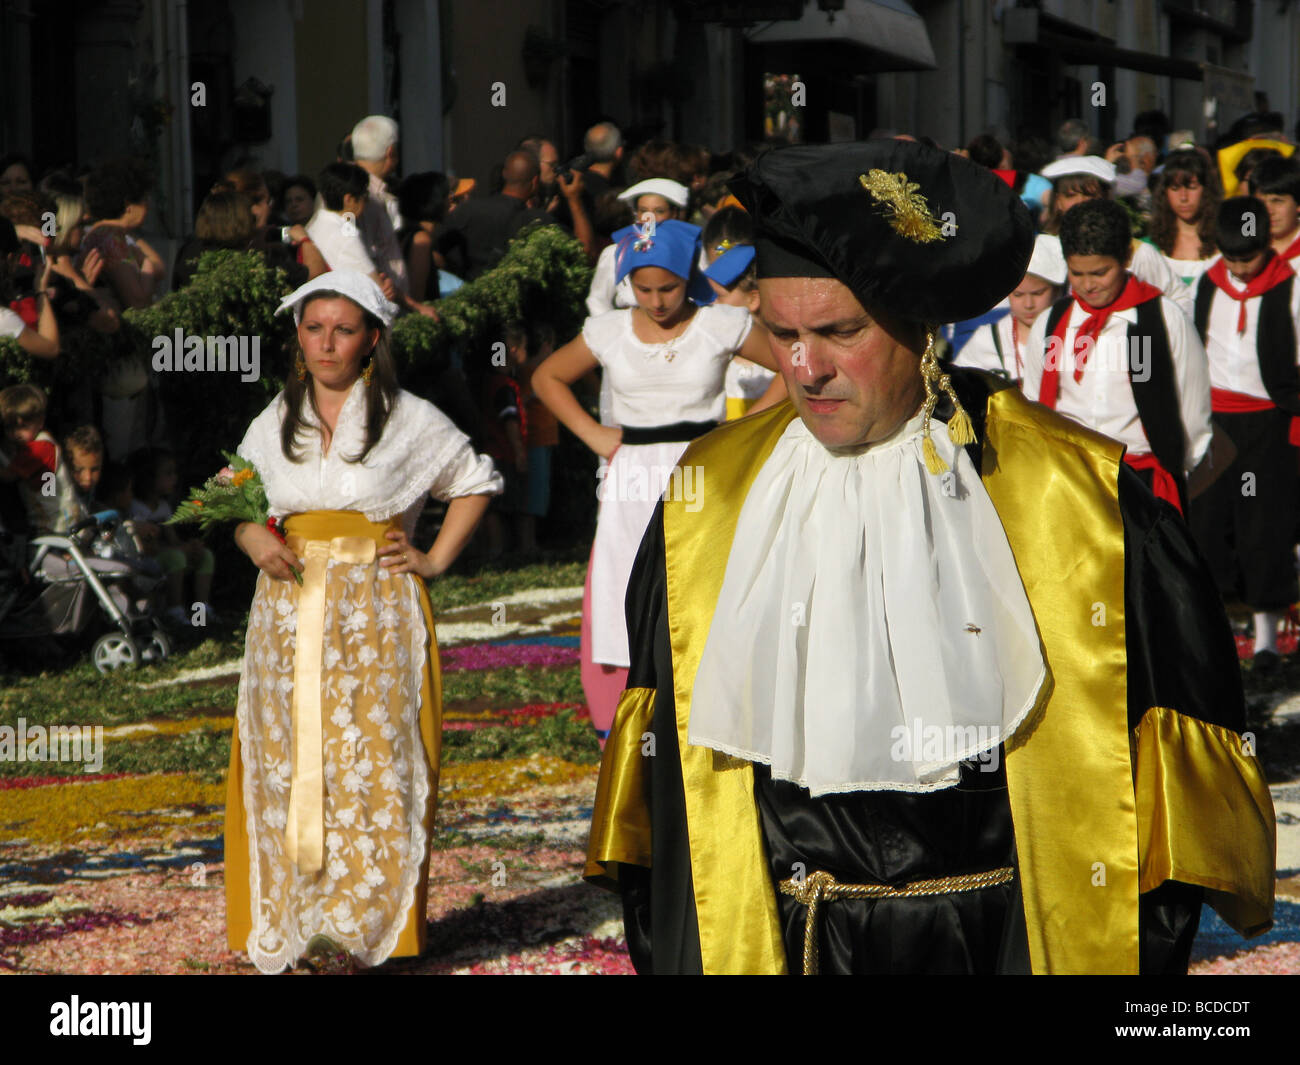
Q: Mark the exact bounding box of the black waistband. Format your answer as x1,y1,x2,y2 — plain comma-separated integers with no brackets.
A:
620,420,718,445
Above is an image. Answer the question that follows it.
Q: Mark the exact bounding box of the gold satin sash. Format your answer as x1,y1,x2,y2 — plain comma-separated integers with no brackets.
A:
282,510,401,874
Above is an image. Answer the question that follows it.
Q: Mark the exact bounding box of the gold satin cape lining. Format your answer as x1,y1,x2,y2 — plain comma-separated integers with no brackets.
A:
586,385,1273,973
225,509,442,957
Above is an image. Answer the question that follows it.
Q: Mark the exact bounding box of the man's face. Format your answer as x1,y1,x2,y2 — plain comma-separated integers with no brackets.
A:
69,446,103,492
758,277,926,451
1067,254,1128,309
538,142,559,186
1125,139,1155,173
1261,192,1300,241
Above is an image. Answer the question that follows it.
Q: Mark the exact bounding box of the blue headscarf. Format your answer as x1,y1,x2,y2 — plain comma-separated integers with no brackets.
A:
612,218,715,304
702,242,757,287
612,218,701,285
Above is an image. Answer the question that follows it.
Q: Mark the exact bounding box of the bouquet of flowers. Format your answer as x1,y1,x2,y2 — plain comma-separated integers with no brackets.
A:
168,452,301,583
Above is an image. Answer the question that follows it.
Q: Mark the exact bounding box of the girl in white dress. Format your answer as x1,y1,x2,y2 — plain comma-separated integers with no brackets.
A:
227,272,500,973
534,219,777,740
1146,148,1223,298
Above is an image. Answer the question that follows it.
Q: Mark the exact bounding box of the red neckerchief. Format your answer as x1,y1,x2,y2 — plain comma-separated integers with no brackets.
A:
1278,231,1300,262
1206,253,1295,334
1038,275,1163,408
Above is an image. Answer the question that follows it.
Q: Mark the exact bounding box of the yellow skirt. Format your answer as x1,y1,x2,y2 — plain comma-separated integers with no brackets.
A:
224,510,442,971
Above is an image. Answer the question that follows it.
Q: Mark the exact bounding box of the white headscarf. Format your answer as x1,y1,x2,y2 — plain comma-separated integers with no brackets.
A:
275,270,400,327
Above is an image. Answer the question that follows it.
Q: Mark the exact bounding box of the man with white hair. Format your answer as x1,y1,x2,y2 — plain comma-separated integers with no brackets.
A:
349,115,411,301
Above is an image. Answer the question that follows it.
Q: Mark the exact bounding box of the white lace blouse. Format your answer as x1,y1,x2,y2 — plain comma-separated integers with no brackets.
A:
237,380,502,535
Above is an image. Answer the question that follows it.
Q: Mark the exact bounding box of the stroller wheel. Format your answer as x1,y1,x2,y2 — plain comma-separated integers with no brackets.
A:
92,633,141,674
140,629,172,664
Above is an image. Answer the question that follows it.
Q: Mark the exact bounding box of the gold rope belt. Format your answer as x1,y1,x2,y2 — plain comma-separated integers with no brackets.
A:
777,866,1015,975
281,510,401,876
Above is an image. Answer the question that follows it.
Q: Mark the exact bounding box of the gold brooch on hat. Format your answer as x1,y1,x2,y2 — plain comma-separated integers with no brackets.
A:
858,170,951,244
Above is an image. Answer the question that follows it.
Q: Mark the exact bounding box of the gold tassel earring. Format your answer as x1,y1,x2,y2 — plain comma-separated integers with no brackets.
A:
294,353,306,381
919,328,976,475
362,358,374,387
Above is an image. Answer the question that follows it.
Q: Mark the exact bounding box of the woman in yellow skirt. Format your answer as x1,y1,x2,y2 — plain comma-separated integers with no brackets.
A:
225,271,500,973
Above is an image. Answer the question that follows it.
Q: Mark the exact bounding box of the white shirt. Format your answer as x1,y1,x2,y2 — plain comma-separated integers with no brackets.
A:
1023,293,1212,472
587,245,716,426
1202,275,1300,400
953,315,1024,381
725,356,776,402
306,209,380,276
582,304,753,426
0,306,26,340
237,381,502,534
586,243,635,319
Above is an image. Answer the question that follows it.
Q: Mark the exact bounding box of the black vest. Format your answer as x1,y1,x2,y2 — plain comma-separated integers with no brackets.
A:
1193,271,1300,415
1044,294,1187,510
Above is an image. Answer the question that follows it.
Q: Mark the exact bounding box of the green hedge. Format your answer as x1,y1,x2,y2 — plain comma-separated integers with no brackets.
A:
0,222,594,480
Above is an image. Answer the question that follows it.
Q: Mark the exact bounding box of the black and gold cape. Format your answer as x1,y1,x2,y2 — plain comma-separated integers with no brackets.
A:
585,371,1275,975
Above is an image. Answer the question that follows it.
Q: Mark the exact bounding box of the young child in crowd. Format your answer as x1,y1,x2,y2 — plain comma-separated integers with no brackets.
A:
0,384,84,534
1023,199,1212,515
64,425,106,514
700,207,773,419
954,234,1067,387
127,446,217,626
1189,196,1300,669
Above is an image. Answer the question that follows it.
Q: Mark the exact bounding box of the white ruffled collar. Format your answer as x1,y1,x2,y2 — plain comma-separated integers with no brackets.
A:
688,410,1046,796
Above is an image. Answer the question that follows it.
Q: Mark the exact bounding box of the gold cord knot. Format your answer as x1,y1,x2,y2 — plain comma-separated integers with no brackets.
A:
919,328,976,474
778,865,1014,974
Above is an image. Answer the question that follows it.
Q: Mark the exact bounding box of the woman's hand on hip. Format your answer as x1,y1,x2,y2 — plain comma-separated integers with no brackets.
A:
589,424,623,460
379,529,435,580
236,522,301,582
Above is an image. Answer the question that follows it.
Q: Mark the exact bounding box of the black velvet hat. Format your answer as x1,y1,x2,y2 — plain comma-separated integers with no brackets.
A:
729,140,1035,325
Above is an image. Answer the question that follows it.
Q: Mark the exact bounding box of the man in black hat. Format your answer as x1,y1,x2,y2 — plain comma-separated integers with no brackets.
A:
584,140,1275,975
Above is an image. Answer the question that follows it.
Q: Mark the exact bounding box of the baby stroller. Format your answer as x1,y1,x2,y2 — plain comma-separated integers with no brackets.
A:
0,510,173,674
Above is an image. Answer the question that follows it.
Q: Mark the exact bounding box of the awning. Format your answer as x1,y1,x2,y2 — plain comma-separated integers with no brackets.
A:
745,0,936,71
